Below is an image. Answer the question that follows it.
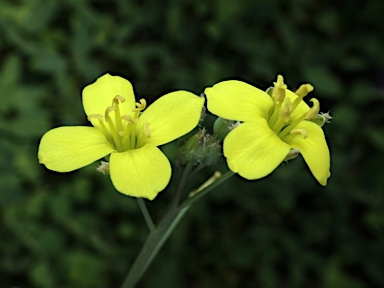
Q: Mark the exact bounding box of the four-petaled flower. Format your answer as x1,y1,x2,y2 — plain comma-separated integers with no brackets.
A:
38,74,204,200
204,75,330,185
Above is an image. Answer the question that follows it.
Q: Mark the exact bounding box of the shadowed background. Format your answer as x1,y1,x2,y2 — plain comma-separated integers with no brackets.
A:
1,0,383,287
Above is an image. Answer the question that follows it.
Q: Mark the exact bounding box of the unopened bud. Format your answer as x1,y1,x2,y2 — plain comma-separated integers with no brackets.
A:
213,117,235,141
96,161,110,175
310,111,332,127
178,129,221,166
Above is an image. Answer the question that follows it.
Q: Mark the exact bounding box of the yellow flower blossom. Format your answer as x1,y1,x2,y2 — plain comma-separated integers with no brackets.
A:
205,75,330,185
38,74,204,199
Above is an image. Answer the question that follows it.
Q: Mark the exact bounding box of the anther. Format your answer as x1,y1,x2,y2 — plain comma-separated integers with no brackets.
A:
272,75,287,104
133,99,146,112
105,106,117,120
292,83,314,112
290,128,308,138
87,114,104,121
305,98,320,120
295,84,314,98
121,115,136,125
112,95,126,106
280,98,293,122
144,123,151,138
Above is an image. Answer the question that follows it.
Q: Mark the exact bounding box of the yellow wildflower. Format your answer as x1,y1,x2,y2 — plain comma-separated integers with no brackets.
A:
205,75,330,185
38,74,204,199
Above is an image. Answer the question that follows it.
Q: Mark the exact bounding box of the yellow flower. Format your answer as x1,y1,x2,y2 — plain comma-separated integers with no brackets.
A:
205,75,330,185
38,74,204,199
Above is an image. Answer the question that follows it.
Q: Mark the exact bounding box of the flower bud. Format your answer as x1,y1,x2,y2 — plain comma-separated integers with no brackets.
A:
310,111,332,127
213,117,235,141
178,128,221,166
96,161,110,175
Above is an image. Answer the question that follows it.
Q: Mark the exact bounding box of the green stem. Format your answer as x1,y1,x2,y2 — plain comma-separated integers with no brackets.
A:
179,170,235,209
120,168,234,288
136,198,155,232
120,163,193,288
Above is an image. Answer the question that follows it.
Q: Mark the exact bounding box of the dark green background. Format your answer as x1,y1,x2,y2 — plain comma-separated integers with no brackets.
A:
1,0,383,287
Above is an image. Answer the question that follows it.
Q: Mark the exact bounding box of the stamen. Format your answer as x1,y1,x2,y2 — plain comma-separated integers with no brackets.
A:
112,95,126,105
88,114,112,142
105,106,117,120
305,98,320,120
132,98,147,120
272,75,287,104
269,75,287,129
121,115,136,126
121,115,135,139
291,83,314,112
290,128,308,138
105,106,123,151
87,114,103,121
144,123,151,138
295,84,314,98
278,111,308,139
280,98,293,122
133,99,146,112
89,96,151,152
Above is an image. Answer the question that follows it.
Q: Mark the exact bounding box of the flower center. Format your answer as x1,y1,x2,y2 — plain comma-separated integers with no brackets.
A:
88,96,151,152
267,75,319,142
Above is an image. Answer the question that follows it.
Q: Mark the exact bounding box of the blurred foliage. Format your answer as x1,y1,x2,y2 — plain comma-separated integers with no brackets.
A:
1,0,384,287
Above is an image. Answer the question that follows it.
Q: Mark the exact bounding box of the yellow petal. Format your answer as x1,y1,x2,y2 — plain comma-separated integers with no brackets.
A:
38,127,115,172
136,91,204,146
205,80,273,121
109,145,171,200
224,119,291,179
286,121,330,185
82,74,136,127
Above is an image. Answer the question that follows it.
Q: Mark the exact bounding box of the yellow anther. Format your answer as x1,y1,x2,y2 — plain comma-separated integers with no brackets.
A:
121,115,136,125
87,114,104,121
112,95,126,105
290,128,308,138
105,106,117,119
280,98,293,122
274,75,287,89
295,83,314,98
305,98,320,120
272,75,287,104
144,123,151,138
133,98,147,112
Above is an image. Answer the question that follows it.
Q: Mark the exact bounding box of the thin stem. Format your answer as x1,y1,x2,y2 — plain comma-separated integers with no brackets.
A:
120,166,234,288
136,198,155,232
120,163,194,288
179,170,235,209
